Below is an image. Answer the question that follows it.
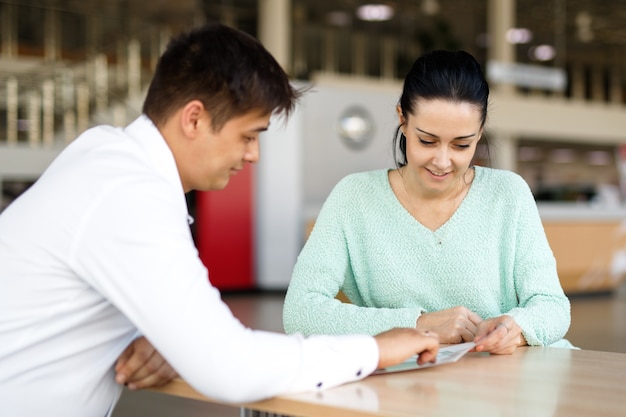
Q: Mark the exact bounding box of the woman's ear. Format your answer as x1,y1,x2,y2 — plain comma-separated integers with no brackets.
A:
396,104,405,126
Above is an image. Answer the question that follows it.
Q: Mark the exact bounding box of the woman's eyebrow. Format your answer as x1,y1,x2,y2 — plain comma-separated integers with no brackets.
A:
416,127,477,140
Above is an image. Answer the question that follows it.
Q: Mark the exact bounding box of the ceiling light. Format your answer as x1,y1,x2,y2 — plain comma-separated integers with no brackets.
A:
529,45,556,61
356,4,394,21
506,28,533,44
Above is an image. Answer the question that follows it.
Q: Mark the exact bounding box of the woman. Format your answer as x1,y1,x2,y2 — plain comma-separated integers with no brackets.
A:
283,50,573,354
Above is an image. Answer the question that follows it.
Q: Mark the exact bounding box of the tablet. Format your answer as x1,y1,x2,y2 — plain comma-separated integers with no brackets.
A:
373,342,476,374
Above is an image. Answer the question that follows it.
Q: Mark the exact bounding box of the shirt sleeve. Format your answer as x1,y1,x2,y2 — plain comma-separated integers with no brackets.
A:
283,176,424,337
69,178,379,403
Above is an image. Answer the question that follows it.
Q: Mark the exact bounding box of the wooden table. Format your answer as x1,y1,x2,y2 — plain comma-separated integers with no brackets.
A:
150,347,626,417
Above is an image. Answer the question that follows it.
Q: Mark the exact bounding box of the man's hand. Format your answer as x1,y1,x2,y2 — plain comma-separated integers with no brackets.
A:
115,336,178,390
473,315,527,355
374,328,439,369
416,306,483,344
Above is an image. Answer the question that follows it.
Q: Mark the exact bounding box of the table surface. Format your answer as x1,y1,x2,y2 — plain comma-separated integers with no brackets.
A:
151,347,626,417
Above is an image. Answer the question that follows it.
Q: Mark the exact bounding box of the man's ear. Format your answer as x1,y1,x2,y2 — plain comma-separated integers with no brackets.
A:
180,100,207,139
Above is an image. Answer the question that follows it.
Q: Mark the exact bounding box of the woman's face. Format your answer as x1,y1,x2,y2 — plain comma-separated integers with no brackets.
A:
398,98,483,197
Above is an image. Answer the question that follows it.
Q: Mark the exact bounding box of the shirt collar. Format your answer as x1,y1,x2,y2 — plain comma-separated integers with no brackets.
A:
123,115,184,195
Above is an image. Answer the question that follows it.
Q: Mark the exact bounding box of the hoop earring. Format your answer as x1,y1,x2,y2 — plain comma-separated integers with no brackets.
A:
395,127,404,143
394,128,407,168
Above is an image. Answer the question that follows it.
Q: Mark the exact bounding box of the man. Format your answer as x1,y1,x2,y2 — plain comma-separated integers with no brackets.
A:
0,24,438,417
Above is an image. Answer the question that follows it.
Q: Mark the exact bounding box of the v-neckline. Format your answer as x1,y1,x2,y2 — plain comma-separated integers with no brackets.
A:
385,167,480,234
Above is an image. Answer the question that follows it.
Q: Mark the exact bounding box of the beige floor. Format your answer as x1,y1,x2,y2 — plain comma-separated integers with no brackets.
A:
113,282,626,416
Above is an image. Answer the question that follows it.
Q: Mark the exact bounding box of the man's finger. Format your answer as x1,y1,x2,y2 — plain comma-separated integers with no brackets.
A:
124,353,165,383
115,343,155,384
127,363,177,390
115,345,135,373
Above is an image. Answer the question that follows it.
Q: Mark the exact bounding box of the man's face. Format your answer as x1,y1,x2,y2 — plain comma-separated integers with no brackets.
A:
183,110,270,192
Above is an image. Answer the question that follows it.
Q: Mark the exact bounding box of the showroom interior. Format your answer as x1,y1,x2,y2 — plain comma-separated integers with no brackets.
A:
1,1,626,415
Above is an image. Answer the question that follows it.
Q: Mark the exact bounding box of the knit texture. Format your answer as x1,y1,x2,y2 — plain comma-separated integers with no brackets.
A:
284,166,571,346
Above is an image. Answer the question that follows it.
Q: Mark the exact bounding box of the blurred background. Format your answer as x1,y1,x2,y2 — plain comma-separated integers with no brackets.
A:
4,0,626,289
1,3,625,412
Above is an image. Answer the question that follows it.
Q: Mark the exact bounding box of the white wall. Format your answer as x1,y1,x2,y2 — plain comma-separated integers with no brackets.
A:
301,76,403,218
254,99,304,290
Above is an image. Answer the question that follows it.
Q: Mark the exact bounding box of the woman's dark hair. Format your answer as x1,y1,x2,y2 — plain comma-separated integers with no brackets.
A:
393,50,490,167
143,23,301,131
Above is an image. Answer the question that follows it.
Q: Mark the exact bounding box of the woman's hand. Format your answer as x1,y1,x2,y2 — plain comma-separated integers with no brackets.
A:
416,307,483,344
473,315,527,355
374,328,439,368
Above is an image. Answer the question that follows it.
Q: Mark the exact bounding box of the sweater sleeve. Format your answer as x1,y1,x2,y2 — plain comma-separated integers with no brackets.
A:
284,174,424,336
503,176,571,346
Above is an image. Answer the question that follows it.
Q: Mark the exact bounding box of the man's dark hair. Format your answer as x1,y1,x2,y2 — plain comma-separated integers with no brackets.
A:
143,23,300,131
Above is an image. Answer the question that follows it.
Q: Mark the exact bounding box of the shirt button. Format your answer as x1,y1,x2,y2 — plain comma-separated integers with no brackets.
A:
356,369,362,377
316,382,323,388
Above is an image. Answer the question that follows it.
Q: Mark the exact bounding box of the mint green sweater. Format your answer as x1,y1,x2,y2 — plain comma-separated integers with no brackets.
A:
284,167,572,347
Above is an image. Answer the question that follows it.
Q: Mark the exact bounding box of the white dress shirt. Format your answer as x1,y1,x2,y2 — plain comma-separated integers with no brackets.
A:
0,115,378,417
